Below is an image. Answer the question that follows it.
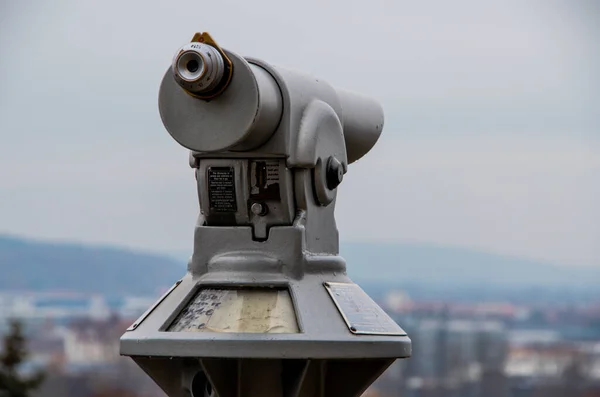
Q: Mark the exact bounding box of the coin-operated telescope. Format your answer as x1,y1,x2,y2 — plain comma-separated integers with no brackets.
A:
120,32,411,397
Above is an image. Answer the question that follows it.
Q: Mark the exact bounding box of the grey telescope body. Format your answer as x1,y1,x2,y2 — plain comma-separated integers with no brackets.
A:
158,49,384,164
120,33,410,397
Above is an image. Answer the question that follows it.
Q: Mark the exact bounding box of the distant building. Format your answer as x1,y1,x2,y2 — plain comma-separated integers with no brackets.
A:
400,316,509,397
62,316,128,368
0,292,154,326
385,290,412,313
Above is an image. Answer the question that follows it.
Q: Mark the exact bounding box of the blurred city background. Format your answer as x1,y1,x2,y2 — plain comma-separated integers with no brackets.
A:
1,0,599,396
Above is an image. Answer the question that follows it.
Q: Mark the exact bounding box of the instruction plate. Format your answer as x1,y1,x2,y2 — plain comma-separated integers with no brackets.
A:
324,282,407,336
207,167,237,213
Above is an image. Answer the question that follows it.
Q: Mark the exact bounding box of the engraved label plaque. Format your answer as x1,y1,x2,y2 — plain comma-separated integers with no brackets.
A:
324,282,407,336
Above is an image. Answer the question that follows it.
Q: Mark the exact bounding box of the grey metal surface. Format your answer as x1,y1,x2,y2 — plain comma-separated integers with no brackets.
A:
182,57,385,165
121,34,410,397
172,42,225,94
324,282,406,336
195,158,295,240
133,357,395,397
121,270,411,359
159,50,283,153
127,279,182,331
121,38,410,358
335,88,384,164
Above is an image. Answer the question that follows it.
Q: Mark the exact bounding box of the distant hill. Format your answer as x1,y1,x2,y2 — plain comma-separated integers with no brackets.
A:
0,234,183,296
173,242,600,290
340,242,600,288
338,242,600,303
1,234,599,298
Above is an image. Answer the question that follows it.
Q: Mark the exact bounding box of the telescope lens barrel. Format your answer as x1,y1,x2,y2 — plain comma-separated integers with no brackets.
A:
172,43,225,95
336,88,385,164
176,51,205,81
159,50,283,153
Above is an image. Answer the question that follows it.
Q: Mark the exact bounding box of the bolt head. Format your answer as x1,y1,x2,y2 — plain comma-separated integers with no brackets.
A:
326,157,344,190
250,202,268,216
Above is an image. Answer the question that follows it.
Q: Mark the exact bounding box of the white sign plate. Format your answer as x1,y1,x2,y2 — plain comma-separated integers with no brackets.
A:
324,282,407,336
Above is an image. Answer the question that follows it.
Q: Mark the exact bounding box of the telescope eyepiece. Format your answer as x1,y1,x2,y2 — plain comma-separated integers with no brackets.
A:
186,59,199,73
172,42,225,95
176,51,205,81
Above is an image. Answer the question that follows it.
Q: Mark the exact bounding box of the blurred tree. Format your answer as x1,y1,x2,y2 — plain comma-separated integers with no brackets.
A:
0,319,45,397
533,353,589,397
558,354,588,397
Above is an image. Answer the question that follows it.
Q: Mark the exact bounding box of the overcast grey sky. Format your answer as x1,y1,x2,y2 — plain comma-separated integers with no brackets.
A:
1,0,598,266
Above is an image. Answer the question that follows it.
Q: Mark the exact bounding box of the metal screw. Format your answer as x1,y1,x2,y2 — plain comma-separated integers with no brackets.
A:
250,202,268,216
326,157,344,190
